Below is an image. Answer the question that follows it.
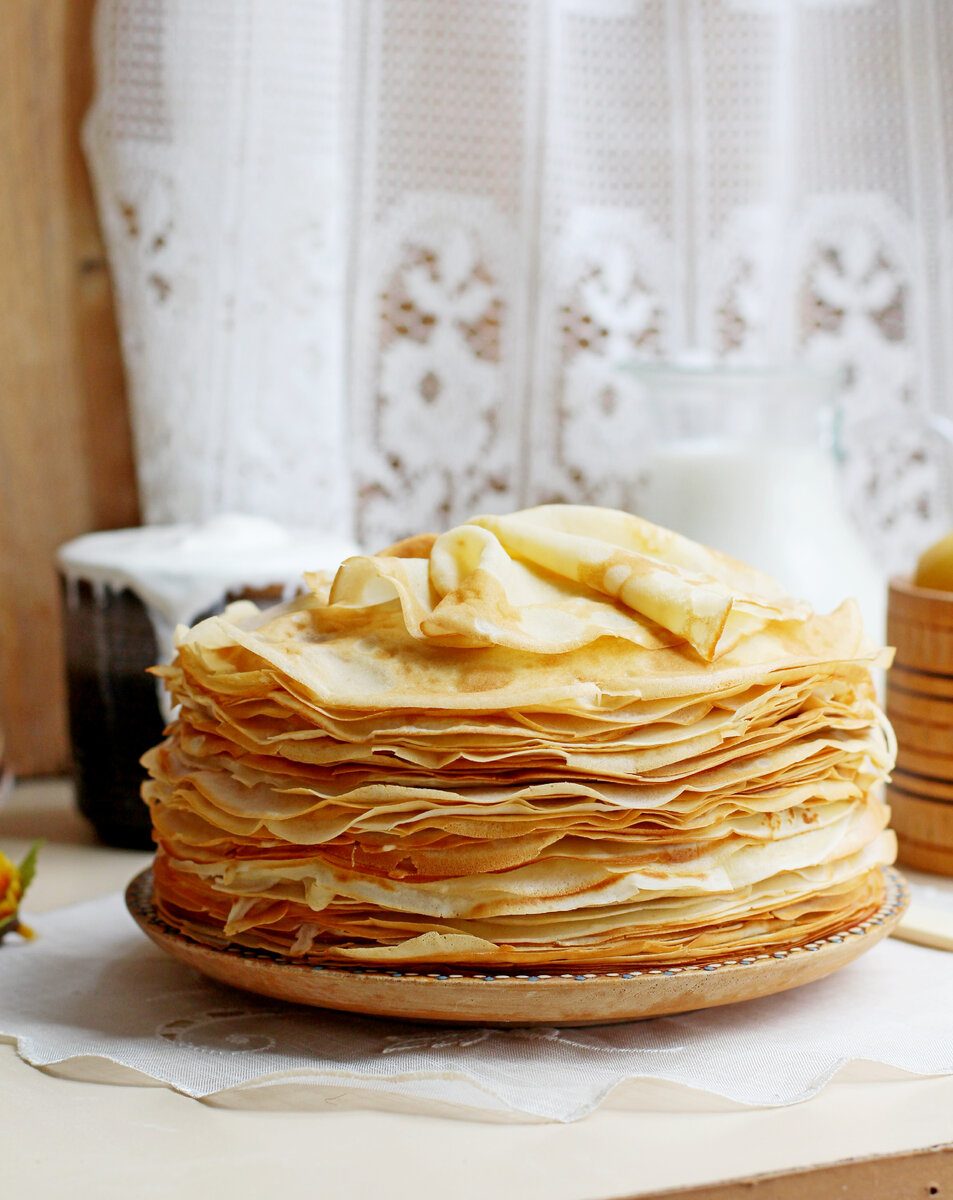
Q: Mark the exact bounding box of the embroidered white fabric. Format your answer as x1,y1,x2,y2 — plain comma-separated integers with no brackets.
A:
2,886,952,1122
84,0,953,569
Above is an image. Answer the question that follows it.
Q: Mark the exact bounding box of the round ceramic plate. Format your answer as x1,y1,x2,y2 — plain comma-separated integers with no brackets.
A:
126,867,908,1027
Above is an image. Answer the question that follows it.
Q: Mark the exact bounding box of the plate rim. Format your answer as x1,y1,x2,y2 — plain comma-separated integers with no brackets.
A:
126,865,907,988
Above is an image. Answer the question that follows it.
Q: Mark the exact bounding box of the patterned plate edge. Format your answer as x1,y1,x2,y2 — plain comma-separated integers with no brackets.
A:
125,866,907,985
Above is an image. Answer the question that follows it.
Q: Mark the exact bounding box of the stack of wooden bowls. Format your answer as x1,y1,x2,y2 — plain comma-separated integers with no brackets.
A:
886,576,953,875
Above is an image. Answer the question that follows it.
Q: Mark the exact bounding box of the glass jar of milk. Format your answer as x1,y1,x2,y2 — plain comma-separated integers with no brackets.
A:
627,362,886,639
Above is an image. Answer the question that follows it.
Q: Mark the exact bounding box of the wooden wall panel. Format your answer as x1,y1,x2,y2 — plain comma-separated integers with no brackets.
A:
0,0,139,775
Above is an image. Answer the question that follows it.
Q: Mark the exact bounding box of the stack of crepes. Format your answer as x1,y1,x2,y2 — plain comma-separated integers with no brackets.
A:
142,506,897,969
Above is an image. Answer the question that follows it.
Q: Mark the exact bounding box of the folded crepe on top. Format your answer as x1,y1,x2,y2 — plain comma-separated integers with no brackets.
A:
142,505,896,968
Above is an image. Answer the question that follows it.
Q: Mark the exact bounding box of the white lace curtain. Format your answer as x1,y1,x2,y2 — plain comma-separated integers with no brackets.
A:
86,0,953,570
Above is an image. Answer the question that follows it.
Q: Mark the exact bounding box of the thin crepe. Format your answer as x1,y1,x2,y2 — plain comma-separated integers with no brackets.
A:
143,505,896,969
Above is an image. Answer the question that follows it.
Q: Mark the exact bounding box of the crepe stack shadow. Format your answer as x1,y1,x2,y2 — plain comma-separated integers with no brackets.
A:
141,506,898,974
886,576,953,876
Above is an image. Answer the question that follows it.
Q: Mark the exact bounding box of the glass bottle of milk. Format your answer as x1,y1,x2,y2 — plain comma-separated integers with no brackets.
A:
627,362,886,640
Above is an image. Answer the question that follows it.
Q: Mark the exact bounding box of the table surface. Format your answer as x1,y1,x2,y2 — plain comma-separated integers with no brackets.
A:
3,778,953,1200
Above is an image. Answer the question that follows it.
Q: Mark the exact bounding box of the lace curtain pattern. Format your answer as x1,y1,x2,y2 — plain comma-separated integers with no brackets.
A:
86,0,953,570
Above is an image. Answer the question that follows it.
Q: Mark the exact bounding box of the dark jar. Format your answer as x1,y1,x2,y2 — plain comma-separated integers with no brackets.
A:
60,577,165,849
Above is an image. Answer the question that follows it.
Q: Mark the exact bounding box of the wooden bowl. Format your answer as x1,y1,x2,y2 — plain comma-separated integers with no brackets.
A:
895,746,953,782
885,685,953,725
888,785,953,843
891,769,953,804
888,664,953,700
890,712,953,756
888,576,953,627
887,577,953,673
891,830,953,876
885,577,953,875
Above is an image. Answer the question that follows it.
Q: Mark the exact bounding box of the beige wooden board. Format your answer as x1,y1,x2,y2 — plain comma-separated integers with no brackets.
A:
127,867,907,1028
7,781,953,1200
893,901,953,953
644,1144,953,1200
0,1,139,775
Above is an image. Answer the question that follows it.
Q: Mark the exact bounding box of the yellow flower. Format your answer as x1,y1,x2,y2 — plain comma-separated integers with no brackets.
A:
0,843,39,942
0,852,21,919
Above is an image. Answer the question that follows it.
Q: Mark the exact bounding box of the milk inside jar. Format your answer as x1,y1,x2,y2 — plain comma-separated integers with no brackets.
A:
627,363,886,640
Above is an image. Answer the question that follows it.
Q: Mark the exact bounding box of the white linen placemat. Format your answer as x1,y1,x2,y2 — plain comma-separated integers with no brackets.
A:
2,890,952,1123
